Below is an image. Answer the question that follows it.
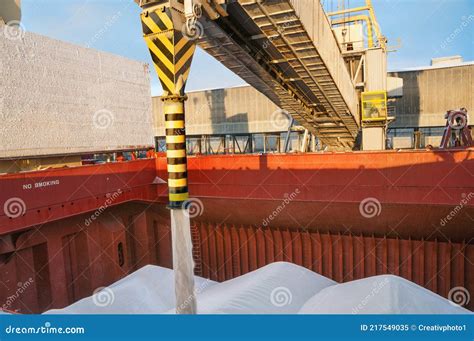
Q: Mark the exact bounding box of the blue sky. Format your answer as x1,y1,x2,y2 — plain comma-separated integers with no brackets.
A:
22,0,473,96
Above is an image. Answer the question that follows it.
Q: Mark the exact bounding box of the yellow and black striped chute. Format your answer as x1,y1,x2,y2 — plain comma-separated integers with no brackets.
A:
140,5,198,208
141,6,196,96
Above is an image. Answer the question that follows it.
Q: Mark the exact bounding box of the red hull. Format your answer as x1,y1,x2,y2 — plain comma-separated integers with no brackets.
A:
0,149,473,312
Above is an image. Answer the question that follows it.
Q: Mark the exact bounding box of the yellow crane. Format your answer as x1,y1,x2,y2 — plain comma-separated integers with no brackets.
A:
0,0,21,24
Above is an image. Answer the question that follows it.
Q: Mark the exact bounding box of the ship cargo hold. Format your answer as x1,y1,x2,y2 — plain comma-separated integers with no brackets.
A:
1,150,473,313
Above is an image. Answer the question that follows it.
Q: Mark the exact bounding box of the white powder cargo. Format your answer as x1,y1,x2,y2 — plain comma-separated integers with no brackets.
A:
298,275,469,314
44,265,216,314
44,263,471,315
189,262,336,314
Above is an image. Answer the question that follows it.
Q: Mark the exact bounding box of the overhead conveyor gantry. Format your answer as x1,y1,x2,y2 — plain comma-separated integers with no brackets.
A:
137,0,369,150
198,0,361,149
2,0,389,153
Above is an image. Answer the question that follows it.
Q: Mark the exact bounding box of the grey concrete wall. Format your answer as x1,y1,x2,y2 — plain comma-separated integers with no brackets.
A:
153,85,289,136
365,48,387,91
389,63,473,128
0,31,154,158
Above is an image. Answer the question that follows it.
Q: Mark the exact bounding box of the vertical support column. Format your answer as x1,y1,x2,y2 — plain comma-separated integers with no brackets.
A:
139,2,197,314
283,117,293,153
300,129,309,152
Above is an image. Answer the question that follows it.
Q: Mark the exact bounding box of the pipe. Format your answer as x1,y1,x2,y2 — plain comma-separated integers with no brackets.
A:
365,0,385,49
331,15,374,48
327,0,385,50
327,5,369,17
0,0,21,23
164,96,189,208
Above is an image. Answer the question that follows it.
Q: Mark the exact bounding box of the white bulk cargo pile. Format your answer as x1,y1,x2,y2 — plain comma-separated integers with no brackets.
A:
176,262,336,314
45,266,216,314
299,275,468,314
46,262,470,314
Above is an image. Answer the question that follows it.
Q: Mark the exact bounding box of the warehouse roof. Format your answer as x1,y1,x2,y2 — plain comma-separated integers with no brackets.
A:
389,60,474,73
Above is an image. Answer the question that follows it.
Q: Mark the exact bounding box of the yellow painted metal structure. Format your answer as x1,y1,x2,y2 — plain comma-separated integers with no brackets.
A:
327,0,385,50
361,91,387,122
0,0,21,23
137,0,389,152
140,3,196,208
141,6,196,96
331,14,374,48
139,1,198,314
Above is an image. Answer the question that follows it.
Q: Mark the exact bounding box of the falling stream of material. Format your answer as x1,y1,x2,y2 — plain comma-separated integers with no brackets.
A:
138,2,199,314
171,209,196,314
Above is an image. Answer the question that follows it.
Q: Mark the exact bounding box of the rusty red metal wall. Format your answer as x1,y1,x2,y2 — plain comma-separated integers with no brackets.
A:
1,203,472,312
170,149,474,242
0,159,165,236
191,222,474,310
1,150,472,240
0,203,172,313
0,149,473,313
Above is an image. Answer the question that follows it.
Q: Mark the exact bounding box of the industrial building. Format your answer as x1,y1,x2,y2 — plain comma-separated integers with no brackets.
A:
152,85,298,154
153,58,474,152
388,59,474,148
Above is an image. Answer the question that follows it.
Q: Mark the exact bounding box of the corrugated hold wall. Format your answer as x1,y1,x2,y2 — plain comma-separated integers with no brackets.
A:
0,204,173,313
2,200,472,312
192,222,474,310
